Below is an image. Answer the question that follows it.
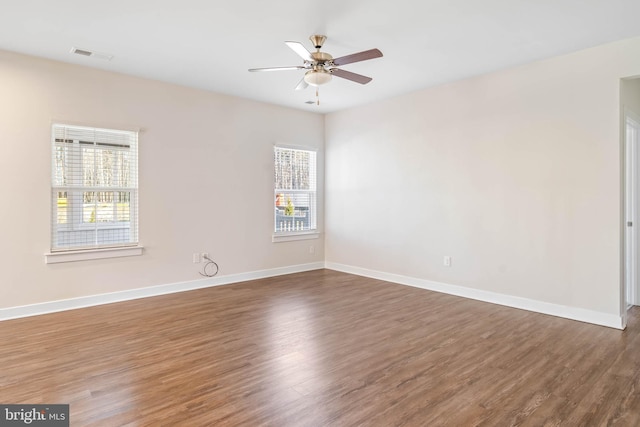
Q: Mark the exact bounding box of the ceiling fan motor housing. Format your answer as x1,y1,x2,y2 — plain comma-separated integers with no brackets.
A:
305,46,333,86
311,51,333,65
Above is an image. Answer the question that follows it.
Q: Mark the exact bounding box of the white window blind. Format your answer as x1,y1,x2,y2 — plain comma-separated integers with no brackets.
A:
51,124,138,251
274,146,317,233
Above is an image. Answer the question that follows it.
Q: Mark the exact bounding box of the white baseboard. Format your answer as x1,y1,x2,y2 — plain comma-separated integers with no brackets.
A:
325,262,624,330
3,261,624,330
0,262,325,322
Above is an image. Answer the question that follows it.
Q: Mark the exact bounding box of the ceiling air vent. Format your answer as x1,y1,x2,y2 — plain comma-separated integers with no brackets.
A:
70,47,114,61
72,48,92,56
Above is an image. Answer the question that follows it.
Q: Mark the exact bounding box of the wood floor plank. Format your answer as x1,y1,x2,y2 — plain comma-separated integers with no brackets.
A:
0,269,638,426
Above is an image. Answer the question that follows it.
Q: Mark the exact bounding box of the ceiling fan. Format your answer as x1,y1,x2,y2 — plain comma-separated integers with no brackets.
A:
248,35,383,92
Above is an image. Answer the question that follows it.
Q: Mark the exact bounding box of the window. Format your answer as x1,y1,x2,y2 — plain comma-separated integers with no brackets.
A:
50,124,139,253
274,146,317,238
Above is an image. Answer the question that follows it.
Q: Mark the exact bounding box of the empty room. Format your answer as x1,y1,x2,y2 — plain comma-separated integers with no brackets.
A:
2,1,640,425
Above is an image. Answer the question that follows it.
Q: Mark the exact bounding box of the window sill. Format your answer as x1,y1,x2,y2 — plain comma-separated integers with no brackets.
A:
45,246,143,264
272,232,320,243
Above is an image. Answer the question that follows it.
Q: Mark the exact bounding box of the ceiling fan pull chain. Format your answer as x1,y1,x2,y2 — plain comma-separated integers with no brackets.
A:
316,88,320,105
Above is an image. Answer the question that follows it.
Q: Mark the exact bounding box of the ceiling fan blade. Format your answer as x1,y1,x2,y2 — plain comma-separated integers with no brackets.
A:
332,48,383,66
285,41,313,62
331,68,373,84
248,66,306,72
295,77,309,91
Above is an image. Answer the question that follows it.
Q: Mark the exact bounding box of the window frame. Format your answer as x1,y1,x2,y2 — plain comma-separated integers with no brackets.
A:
46,123,142,263
272,145,319,243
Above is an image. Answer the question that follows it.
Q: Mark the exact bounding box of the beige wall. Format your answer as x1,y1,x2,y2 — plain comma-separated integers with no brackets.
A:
0,50,324,309
4,35,640,321
325,36,640,318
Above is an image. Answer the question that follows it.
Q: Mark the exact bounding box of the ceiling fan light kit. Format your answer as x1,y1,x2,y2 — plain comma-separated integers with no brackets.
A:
249,34,383,99
304,68,332,86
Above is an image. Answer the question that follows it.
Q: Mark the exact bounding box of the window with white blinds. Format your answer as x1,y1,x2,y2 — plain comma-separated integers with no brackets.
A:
274,146,317,234
51,124,138,251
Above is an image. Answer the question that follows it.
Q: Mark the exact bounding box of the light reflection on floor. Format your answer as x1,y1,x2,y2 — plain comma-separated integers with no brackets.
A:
266,296,323,401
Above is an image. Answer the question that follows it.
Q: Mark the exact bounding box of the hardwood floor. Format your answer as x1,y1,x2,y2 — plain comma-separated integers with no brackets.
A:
1,269,639,426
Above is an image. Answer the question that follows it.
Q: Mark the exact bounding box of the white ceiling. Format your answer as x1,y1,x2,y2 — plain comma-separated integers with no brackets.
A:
2,0,640,113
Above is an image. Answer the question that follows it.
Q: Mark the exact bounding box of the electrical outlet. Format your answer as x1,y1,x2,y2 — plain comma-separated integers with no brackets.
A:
309,246,315,254
193,253,200,264
444,256,452,267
